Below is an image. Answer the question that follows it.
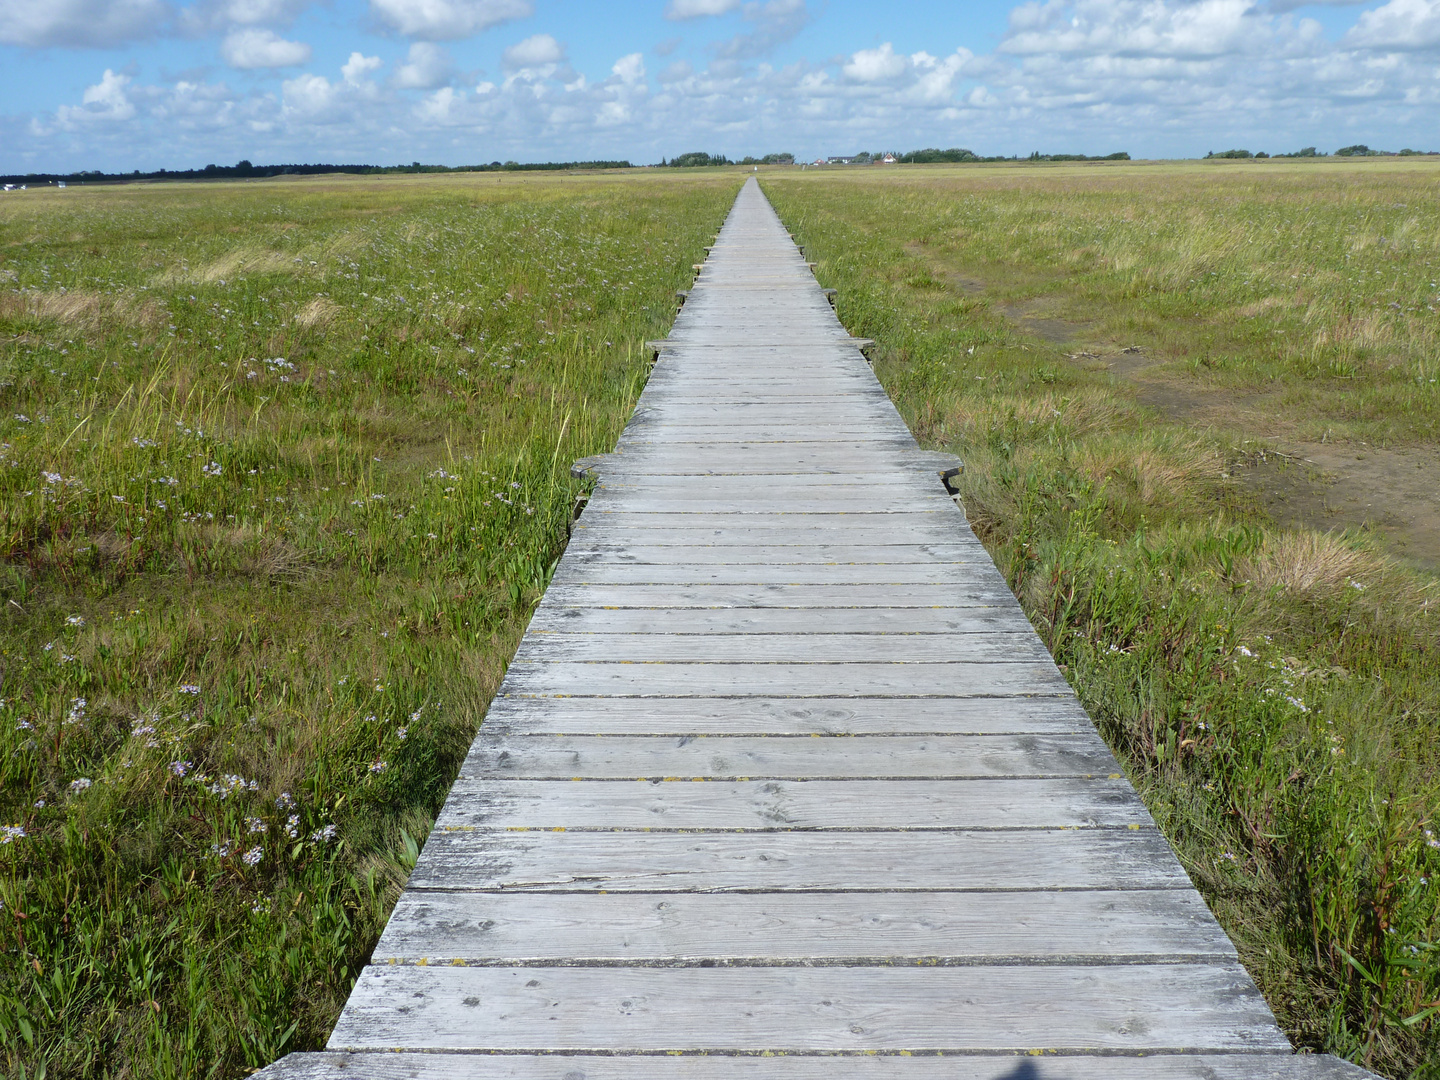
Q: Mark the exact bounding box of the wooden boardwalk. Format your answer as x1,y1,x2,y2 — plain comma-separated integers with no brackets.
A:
263,179,1375,1079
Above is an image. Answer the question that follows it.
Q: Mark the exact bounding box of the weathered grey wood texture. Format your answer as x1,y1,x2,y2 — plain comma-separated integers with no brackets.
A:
258,178,1373,1077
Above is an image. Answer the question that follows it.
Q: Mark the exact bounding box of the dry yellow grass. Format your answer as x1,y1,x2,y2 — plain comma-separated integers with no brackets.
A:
197,246,301,282
292,296,344,331
1245,531,1382,595
0,287,160,331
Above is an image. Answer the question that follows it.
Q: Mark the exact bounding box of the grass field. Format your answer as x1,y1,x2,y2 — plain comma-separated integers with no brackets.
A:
763,158,1440,1078
5,158,1439,1079
0,170,740,1078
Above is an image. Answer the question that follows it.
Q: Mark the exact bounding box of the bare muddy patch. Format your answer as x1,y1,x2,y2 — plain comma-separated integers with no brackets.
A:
903,243,1092,346
1236,442,1440,571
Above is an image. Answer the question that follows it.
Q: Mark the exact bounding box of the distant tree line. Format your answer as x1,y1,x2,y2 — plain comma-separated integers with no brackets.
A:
899,148,1129,163
661,152,795,166
819,149,1129,164
0,158,633,187
1204,145,1436,160
659,149,1133,167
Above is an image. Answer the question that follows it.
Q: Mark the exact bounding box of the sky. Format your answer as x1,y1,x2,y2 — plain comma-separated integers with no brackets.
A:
1,0,1438,173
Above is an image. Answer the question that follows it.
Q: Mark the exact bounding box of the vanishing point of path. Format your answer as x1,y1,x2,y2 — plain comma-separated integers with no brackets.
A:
262,179,1375,1079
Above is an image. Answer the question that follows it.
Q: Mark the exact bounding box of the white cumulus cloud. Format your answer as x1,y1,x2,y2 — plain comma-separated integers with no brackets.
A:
56,69,137,127
342,51,384,84
1345,0,1440,49
503,32,564,70
843,43,908,81
218,0,310,23
281,72,338,118
1001,0,1269,59
712,0,810,59
612,52,646,84
0,0,168,48
417,85,467,123
666,0,740,17
179,0,313,33
368,0,531,41
221,28,311,68
394,42,454,87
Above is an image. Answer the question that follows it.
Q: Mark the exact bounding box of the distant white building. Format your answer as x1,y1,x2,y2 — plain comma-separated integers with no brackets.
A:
882,153,897,164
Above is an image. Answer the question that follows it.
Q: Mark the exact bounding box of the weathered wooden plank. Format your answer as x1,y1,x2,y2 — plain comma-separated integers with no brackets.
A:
589,488,957,506
549,565,1010,587
573,512,960,531
499,661,1070,699
325,964,1287,1053
595,473,939,489
538,584,1021,610
560,544,987,565
641,391,886,404
261,1051,1379,1080
405,829,1189,892
640,384,890,396
614,437,918,451
585,496,956,515
373,888,1233,964
479,696,1096,736
434,777,1143,830
628,398,902,412
570,524,966,546
511,632,1050,664
459,735,1117,780
618,432,916,447
591,440,939,461
526,608,1026,637
588,462,947,478
569,528,982,550
616,428,922,445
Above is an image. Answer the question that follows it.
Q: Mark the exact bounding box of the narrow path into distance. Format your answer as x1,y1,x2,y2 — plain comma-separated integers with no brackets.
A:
262,178,1376,1079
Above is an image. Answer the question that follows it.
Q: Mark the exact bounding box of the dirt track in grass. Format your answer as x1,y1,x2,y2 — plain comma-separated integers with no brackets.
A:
935,260,1440,572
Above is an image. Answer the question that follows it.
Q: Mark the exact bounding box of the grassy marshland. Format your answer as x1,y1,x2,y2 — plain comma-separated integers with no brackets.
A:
5,156,1440,1079
0,170,739,1077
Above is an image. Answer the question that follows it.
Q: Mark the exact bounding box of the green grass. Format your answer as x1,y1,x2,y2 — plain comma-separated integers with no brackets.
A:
0,169,740,1077
763,160,1440,1079
9,157,1440,1078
